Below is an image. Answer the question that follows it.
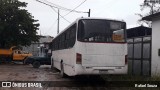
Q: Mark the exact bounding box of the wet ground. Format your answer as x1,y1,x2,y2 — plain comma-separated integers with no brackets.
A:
0,63,107,90
0,63,158,90
0,64,60,81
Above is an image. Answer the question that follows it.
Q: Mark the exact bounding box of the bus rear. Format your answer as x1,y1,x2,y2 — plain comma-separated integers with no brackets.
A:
75,19,128,75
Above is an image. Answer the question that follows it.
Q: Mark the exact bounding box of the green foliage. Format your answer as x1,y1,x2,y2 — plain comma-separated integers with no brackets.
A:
0,0,40,48
141,0,160,15
136,0,160,27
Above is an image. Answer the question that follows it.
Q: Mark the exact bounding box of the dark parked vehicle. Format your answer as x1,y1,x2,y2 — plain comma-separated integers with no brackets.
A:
24,56,51,68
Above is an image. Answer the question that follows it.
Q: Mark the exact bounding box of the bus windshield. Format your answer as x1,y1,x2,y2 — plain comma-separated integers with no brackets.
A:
77,19,126,43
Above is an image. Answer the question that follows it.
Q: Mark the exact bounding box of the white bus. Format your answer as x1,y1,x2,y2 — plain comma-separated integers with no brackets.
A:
51,18,128,77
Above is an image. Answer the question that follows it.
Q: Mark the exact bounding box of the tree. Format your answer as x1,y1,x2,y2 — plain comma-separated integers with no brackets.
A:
0,0,40,48
137,0,160,27
141,0,160,15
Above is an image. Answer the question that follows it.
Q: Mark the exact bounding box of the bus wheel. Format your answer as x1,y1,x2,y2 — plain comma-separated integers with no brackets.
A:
60,63,65,78
51,59,54,69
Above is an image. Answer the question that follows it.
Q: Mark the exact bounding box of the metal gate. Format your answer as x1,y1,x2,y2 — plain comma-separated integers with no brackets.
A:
127,36,151,76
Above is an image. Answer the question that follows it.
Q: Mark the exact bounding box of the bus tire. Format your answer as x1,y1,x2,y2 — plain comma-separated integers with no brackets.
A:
60,62,66,78
32,61,40,68
51,59,54,69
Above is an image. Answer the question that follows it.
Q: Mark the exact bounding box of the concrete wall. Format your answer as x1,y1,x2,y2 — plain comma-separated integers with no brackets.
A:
23,36,53,56
22,43,40,56
151,19,160,75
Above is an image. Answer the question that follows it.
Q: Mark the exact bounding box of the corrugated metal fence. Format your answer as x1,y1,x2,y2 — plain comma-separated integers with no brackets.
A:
127,36,151,76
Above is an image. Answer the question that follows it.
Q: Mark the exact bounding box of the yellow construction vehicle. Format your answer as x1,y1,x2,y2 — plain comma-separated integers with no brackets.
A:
0,46,32,63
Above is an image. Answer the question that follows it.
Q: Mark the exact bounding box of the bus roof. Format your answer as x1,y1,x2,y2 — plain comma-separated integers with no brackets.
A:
52,17,126,41
76,17,125,23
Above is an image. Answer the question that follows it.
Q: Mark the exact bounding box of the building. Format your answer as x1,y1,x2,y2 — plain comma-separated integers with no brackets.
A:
143,12,160,76
23,35,53,56
127,26,152,76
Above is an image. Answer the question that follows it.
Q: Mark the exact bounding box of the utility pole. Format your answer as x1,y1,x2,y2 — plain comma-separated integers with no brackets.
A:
88,9,91,17
57,9,60,34
35,0,88,35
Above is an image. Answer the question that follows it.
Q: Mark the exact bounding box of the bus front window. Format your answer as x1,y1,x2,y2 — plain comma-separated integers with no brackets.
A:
77,19,126,43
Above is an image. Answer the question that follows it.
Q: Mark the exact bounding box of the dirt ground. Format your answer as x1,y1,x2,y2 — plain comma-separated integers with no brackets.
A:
0,63,71,81
0,63,107,90
0,63,158,90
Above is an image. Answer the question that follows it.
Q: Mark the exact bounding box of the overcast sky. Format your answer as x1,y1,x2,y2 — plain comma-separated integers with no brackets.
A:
19,0,145,37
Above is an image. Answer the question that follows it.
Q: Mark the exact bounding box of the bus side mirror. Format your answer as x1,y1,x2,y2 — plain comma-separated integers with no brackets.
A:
158,49,160,56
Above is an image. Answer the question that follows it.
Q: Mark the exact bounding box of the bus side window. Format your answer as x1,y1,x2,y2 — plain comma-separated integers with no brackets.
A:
59,36,62,50
52,24,76,50
70,25,76,47
78,20,85,41
62,34,65,49
64,33,67,49
52,41,55,50
55,39,58,50
59,35,61,50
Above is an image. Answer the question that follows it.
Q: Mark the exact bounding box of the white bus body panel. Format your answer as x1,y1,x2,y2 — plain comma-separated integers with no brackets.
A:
75,41,128,75
52,41,128,76
52,48,76,76
77,42,127,67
